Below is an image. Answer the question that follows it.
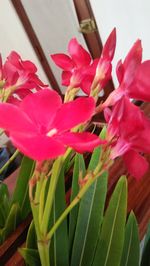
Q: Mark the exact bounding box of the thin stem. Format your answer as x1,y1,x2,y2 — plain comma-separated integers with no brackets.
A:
38,240,50,266
40,156,63,235
39,177,48,224
47,167,106,240
31,200,50,266
0,149,19,175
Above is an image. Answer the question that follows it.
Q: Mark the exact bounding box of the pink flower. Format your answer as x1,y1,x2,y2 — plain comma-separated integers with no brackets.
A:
80,28,116,95
51,29,116,96
0,89,103,161
51,38,92,88
0,51,46,98
106,96,150,179
102,39,143,107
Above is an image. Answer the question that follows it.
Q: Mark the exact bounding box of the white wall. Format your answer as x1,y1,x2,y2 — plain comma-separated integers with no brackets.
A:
90,0,150,86
21,0,89,91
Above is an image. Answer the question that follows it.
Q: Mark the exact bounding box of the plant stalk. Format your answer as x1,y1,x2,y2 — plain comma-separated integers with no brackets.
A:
40,156,63,235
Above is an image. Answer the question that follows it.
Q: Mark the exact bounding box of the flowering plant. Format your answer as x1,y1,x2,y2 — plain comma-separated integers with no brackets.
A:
0,29,150,265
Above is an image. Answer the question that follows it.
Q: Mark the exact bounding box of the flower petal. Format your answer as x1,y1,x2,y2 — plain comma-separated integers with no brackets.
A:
123,150,149,179
129,60,150,101
68,38,91,67
81,75,93,95
122,39,142,88
20,89,62,128
116,59,124,84
10,133,65,161
0,103,36,134
61,71,72,86
51,53,74,70
102,28,116,60
53,97,95,132
21,60,37,73
59,132,104,153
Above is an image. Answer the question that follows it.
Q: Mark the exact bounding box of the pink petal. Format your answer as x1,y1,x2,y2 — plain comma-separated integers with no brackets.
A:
20,89,62,128
122,39,142,87
11,133,65,161
21,60,37,73
8,96,21,106
61,71,72,86
123,150,149,179
59,132,104,153
87,59,98,75
111,138,131,159
116,59,124,84
80,75,93,95
53,97,95,132
0,103,36,133
68,38,91,67
129,60,150,101
15,88,33,99
102,87,124,108
70,69,83,87
7,51,20,68
51,53,74,71
104,107,112,123
102,28,116,60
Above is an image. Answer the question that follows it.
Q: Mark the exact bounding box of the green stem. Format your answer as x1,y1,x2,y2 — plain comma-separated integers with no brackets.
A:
39,178,48,224
47,168,105,240
31,200,50,266
40,156,63,235
3,86,16,102
0,149,19,175
38,240,50,266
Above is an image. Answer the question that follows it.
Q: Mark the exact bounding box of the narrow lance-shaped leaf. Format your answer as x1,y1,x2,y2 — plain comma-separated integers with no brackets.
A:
93,175,127,266
69,153,86,253
11,156,35,220
121,211,140,266
3,203,21,241
26,220,37,250
50,166,69,266
70,146,108,266
0,183,10,228
141,222,150,266
19,248,41,266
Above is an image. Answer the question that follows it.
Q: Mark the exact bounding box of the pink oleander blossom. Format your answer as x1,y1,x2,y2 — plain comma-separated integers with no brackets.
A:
102,39,143,107
106,96,150,179
51,29,116,95
0,51,46,97
0,89,103,161
51,38,92,88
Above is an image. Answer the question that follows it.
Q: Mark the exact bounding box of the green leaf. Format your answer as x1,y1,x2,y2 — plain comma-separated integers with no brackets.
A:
70,173,108,266
0,182,9,202
26,220,37,250
0,183,10,227
19,248,40,266
141,222,150,266
69,154,86,252
93,175,127,266
3,203,21,240
50,166,69,266
0,194,10,228
11,156,35,220
99,126,107,140
121,211,140,266
70,135,107,266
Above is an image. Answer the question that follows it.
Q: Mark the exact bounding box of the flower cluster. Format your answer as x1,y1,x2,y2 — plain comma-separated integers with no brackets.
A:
0,29,150,179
